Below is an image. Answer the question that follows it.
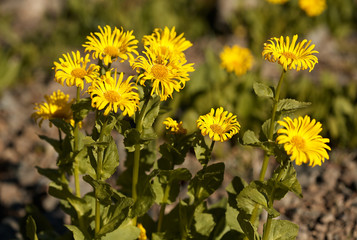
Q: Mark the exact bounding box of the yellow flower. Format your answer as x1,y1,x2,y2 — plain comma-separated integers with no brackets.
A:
262,34,319,72
90,70,139,116
163,117,187,134
220,45,254,76
137,223,147,240
299,0,326,17
83,25,139,65
197,107,240,142
53,51,99,90
131,48,194,101
266,0,289,4
32,90,75,127
277,115,331,167
142,26,192,60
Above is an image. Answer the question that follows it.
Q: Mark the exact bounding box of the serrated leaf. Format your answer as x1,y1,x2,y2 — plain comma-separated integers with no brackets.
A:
124,129,141,152
271,162,302,199
142,95,160,129
277,99,311,112
242,130,261,146
253,82,273,99
38,135,61,153
237,213,261,240
264,219,299,240
26,216,38,240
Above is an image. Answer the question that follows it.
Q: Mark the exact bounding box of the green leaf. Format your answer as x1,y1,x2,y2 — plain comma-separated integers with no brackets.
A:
72,97,93,122
66,225,85,240
271,162,303,199
194,212,215,237
99,196,134,236
50,118,73,136
36,167,68,185
242,130,261,146
26,216,38,240
188,163,225,203
277,98,311,112
237,181,279,218
193,132,211,166
237,213,261,240
38,135,61,153
101,136,120,180
142,95,160,129
124,128,141,152
131,171,158,217
102,224,141,240
253,82,273,99
263,219,299,240
83,175,113,205
153,168,192,204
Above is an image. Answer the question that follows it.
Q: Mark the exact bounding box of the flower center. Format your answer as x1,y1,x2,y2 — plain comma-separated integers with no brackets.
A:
104,46,120,57
71,68,87,78
104,90,121,103
151,64,168,80
291,136,305,150
210,124,225,135
282,52,297,60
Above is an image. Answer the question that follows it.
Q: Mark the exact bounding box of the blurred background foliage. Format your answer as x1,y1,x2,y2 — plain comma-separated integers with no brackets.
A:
0,0,356,147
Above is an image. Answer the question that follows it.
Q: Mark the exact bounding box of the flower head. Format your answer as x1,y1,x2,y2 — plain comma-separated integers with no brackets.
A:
53,51,99,90
197,107,240,142
132,48,194,101
163,117,187,134
262,34,319,72
32,90,75,127
137,224,147,240
220,45,254,76
266,0,289,4
83,25,138,65
277,115,331,167
299,0,326,17
90,70,140,116
142,26,192,60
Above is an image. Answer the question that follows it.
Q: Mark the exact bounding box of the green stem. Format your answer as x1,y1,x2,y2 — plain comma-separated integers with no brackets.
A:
262,167,285,240
73,87,81,198
246,69,286,239
95,118,108,236
157,183,171,232
132,96,151,226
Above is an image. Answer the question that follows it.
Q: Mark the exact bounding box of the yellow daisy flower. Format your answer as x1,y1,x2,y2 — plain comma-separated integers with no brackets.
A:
220,45,254,76
142,26,192,60
163,117,187,134
299,0,326,17
197,107,241,142
83,25,138,66
54,51,99,90
131,48,194,101
137,223,147,240
90,70,139,116
277,115,331,167
262,34,319,72
32,90,75,127
266,0,289,4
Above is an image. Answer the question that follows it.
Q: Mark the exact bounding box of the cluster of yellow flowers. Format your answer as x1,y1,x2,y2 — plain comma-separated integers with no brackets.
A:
266,0,327,16
32,24,330,170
